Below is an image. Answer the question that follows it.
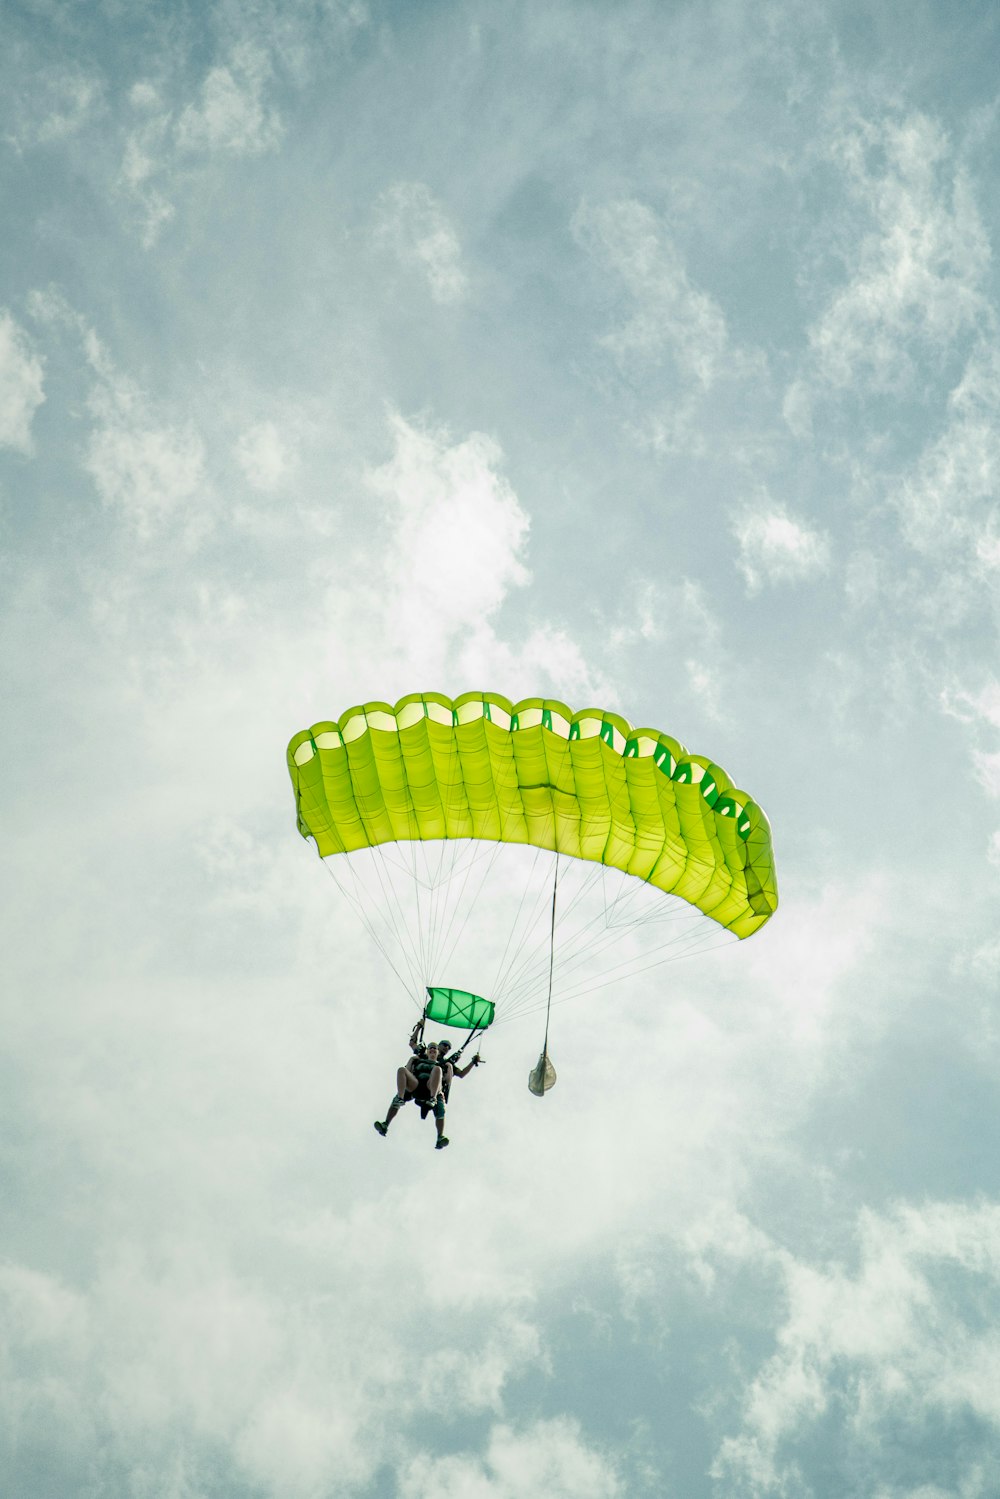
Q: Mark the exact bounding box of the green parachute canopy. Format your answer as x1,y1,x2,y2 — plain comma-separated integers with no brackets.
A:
425,987,495,1030
287,691,777,939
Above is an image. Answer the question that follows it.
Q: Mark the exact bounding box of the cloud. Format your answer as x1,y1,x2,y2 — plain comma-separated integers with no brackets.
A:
0,1230,544,1499
26,288,209,541
400,1420,622,1499
4,67,104,149
711,1199,1000,1497
684,658,726,722
0,310,45,453
84,365,209,542
893,344,1000,560
973,752,1000,799
234,419,294,492
941,679,1000,800
573,197,728,389
118,96,176,247
365,412,599,695
174,43,283,157
732,501,831,593
803,112,990,395
939,681,1000,731
117,45,283,246
376,182,469,304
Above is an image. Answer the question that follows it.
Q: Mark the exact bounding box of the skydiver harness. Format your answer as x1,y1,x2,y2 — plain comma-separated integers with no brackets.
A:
408,1053,446,1119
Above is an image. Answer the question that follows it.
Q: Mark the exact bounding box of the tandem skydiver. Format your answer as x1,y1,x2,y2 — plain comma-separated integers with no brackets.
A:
374,1035,483,1150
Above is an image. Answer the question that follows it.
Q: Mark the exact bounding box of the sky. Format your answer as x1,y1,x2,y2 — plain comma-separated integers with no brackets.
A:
2,1,1000,1496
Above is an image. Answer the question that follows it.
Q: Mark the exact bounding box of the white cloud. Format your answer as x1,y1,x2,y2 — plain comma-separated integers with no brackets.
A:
85,371,208,542
4,67,104,148
940,679,1000,731
711,1200,1000,1497
941,679,1000,801
234,419,293,492
976,532,1000,569
973,752,1000,799
363,413,603,696
894,345,1000,558
0,1172,547,1499
0,310,45,453
608,579,729,720
23,290,210,539
175,43,283,157
118,105,176,247
399,1420,622,1499
805,112,990,393
369,413,529,615
732,502,831,592
573,197,728,389
376,182,469,304
117,46,282,246
685,658,725,721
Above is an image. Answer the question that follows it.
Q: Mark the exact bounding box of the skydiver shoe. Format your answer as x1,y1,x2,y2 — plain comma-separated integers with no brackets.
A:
435,1136,450,1150
373,1121,388,1137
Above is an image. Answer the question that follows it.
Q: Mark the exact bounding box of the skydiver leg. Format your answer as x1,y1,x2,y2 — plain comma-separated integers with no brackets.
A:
397,1065,419,1097
374,1096,403,1135
376,1065,420,1136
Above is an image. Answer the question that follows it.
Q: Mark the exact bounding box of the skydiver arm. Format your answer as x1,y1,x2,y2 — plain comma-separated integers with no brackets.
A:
452,1055,483,1078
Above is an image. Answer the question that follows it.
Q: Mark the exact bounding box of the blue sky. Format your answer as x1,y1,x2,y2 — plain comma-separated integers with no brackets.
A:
3,2,1000,1496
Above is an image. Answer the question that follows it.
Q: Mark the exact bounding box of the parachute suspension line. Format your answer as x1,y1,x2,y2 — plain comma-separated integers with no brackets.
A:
410,838,429,985
508,861,605,991
501,877,657,1009
401,784,432,988
352,850,425,999
490,843,544,999
500,899,717,1020
434,835,507,987
496,860,607,1010
541,854,559,1067
369,840,427,992
491,844,545,998
322,857,422,1004
493,856,555,1002
423,838,446,980
495,925,736,1027
424,842,473,979
495,863,721,1022
329,855,408,987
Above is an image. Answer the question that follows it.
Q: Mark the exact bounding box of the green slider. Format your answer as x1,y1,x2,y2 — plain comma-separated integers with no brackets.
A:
425,987,495,1030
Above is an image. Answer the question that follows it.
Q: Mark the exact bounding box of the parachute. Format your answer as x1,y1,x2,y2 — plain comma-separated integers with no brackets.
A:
287,692,777,1080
